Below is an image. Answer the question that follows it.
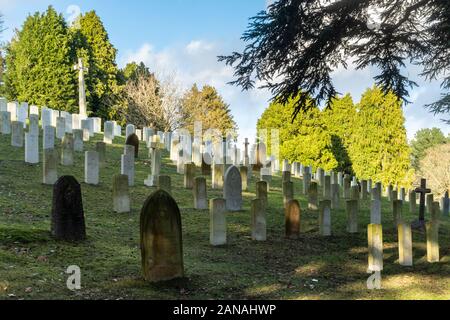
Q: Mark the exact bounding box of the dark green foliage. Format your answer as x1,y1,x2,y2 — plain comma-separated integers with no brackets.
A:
4,8,122,118
181,84,237,135
4,6,77,111
410,128,449,169
72,11,121,119
258,87,413,186
220,0,450,122
348,87,414,187
119,62,152,84
257,96,338,171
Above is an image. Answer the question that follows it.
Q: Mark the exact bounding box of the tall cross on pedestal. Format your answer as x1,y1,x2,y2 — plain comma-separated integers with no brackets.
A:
244,138,250,166
413,178,431,229
74,58,88,117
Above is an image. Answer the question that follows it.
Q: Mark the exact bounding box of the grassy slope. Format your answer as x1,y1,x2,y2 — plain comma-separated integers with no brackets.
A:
0,131,448,300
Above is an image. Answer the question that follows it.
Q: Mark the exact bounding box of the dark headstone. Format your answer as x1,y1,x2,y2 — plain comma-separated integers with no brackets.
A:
51,176,86,241
140,190,184,282
125,133,140,158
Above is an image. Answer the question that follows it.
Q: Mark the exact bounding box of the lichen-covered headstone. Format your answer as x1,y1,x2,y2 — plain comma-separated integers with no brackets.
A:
210,198,227,246
113,174,130,213
251,199,266,241
308,182,318,211
223,166,242,211
51,176,86,241
283,181,294,208
368,224,383,272
256,181,268,210
398,222,413,266
43,149,58,185
285,200,300,239
140,190,184,282
240,166,248,191
193,177,207,210
319,200,332,236
184,163,196,189
61,133,74,166
346,200,358,233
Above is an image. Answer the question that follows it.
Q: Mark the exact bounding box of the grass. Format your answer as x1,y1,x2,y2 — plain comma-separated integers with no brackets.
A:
0,130,449,300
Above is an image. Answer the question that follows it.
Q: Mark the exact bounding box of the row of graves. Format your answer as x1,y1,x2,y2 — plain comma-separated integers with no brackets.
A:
0,97,449,284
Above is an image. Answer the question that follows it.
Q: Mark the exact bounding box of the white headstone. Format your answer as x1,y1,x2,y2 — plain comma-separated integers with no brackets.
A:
85,151,99,185
43,126,55,150
25,132,39,164
126,124,135,138
7,102,18,122
56,117,66,140
121,153,135,187
18,103,28,128
104,121,115,144
11,121,24,147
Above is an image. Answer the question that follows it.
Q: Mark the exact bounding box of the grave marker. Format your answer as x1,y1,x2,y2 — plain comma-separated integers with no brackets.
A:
210,199,227,246
140,190,184,282
51,176,86,241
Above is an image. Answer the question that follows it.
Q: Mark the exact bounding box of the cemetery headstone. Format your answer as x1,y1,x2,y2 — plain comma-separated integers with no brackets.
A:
240,166,248,191
96,142,106,167
285,200,301,239
43,126,55,150
426,202,440,263
51,176,86,241
113,174,131,213
308,182,319,211
11,121,24,147
413,178,431,229
368,224,383,272
251,199,266,241
126,133,140,158
140,190,184,282
398,222,413,266
319,200,332,236
223,166,243,211
61,133,74,166
193,177,208,210
71,129,83,152
256,181,268,210
25,131,39,164
283,181,294,208
121,152,135,187
346,200,358,233
210,198,227,246
184,163,196,189
43,149,58,185
84,151,99,185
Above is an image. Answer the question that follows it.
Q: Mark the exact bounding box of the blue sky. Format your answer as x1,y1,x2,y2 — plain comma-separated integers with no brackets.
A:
1,0,448,145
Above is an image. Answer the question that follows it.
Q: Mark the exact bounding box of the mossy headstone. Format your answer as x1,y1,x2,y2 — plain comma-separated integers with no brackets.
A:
140,190,184,282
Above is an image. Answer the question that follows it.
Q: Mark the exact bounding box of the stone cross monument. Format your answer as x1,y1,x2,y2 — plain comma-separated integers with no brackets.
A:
74,58,88,117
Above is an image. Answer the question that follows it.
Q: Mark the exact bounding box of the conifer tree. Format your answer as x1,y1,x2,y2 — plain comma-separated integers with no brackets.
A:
322,94,356,173
72,11,121,119
4,6,76,110
181,84,237,136
257,97,338,171
349,87,414,187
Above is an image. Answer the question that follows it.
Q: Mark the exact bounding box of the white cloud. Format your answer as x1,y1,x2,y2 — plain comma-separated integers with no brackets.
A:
121,40,271,147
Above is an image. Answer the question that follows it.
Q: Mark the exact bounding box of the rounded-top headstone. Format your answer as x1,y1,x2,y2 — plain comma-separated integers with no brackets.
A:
140,190,184,282
125,133,140,158
51,176,86,241
223,165,243,211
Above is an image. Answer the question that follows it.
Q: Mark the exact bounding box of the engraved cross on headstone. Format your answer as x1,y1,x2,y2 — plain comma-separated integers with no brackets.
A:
73,58,88,117
413,178,431,229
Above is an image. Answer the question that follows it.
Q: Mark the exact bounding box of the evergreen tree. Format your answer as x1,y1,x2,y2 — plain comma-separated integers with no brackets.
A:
257,97,338,171
322,94,356,173
410,128,449,170
72,11,121,119
4,6,76,110
350,87,414,187
181,84,237,136
119,62,151,84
